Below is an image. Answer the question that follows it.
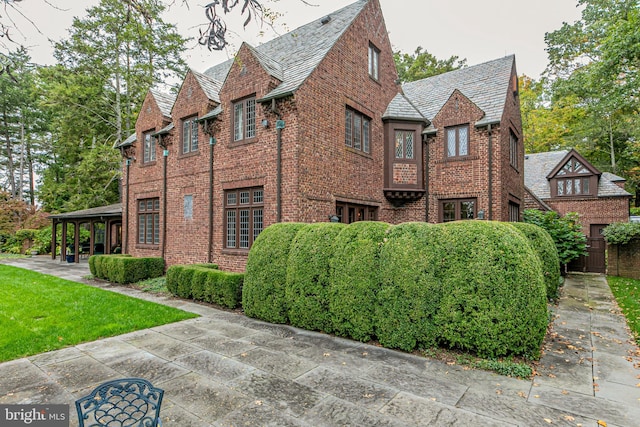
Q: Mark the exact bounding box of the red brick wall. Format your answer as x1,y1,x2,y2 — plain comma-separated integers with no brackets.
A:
608,240,640,279
547,197,629,237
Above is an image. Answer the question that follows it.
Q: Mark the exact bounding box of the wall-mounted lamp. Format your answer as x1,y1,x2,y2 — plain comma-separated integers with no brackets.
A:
477,210,485,220
163,149,169,157
328,214,340,223
261,119,269,128
209,136,217,145
276,120,285,129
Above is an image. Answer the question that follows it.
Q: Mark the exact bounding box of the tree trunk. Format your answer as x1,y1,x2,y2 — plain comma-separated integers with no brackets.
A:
2,111,16,197
26,135,35,206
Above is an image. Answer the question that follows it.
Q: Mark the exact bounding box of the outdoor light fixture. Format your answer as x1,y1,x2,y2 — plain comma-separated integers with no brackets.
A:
329,214,340,223
261,119,269,128
477,210,485,220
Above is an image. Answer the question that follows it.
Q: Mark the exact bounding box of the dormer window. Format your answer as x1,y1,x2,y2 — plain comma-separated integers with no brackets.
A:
234,96,256,142
182,116,198,154
143,131,156,163
549,155,598,198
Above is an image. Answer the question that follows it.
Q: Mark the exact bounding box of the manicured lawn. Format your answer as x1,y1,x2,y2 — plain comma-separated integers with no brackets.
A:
607,276,640,344
0,265,198,362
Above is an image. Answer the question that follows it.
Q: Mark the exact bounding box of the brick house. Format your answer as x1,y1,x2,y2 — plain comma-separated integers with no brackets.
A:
524,149,631,272
118,0,525,271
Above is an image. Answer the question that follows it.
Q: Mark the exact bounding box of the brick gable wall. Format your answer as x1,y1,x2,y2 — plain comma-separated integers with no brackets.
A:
547,197,629,237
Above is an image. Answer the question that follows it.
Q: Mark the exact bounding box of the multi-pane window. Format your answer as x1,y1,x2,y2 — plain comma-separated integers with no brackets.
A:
233,97,256,142
554,157,593,196
143,131,156,163
137,198,160,245
182,116,198,154
509,201,520,222
509,130,518,169
445,125,469,158
395,130,415,159
368,43,379,80
225,187,264,249
335,202,377,224
557,177,590,196
345,108,371,154
440,199,476,222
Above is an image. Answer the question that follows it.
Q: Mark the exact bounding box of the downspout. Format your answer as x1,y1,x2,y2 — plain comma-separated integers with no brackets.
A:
161,137,168,261
487,123,493,221
272,99,283,223
207,125,216,264
424,134,429,223
124,158,131,254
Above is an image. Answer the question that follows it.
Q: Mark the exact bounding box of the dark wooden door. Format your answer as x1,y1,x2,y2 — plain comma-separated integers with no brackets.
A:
586,224,607,273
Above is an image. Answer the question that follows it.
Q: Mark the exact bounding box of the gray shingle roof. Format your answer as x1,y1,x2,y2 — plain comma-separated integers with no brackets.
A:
115,132,137,149
203,0,368,102
192,70,223,103
383,93,427,122
150,90,176,118
199,105,223,122
49,203,122,219
524,150,631,199
401,55,515,126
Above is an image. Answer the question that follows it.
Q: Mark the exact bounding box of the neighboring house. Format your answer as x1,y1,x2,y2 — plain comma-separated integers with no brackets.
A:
117,0,524,271
524,149,631,273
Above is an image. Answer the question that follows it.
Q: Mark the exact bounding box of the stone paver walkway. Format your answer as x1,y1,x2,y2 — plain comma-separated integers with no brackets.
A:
1,257,639,426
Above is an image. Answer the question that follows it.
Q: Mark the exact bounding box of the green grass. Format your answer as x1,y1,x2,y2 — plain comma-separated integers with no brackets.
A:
0,254,28,260
607,276,640,344
0,265,198,362
135,276,168,293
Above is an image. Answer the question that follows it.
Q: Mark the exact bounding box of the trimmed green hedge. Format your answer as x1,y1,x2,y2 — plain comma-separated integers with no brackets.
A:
511,222,561,300
328,221,391,341
243,223,307,323
243,220,549,359
432,221,547,358
166,264,243,309
285,222,346,331
89,254,163,284
377,222,443,351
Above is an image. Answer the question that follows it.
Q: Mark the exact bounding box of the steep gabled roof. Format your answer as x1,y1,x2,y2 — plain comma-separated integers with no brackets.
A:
192,70,223,103
203,0,368,102
401,55,515,126
383,93,428,122
524,150,631,199
150,90,176,118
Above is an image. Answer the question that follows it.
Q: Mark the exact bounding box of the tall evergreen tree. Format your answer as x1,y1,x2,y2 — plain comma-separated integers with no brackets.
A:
37,0,188,212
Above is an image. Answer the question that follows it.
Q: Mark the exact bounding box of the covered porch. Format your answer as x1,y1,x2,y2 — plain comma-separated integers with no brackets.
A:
49,203,122,263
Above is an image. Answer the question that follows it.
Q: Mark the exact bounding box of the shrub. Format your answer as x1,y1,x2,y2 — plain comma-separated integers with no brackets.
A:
603,222,640,245
523,209,587,268
510,222,561,300
167,265,243,308
328,221,391,342
90,255,162,284
243,223,307,323
285,223,346,331
377,222,443,351
432,221,548,359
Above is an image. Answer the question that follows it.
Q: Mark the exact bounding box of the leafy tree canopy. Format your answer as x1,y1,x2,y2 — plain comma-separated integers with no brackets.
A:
394,47,466,83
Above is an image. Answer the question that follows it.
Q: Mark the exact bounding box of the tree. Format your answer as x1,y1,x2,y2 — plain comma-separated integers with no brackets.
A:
36,0,188,212
544,0,640,199
394,47,466,83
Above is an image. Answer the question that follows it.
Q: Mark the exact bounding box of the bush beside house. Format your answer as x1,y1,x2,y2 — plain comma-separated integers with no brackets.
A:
510,222,561,300
166,264,243,309
244,220,549,359
89,254,162,284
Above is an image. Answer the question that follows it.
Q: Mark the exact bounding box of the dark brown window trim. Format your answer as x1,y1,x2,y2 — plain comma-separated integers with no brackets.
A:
445,124,470,159
181,115,199,155
233,96,257,144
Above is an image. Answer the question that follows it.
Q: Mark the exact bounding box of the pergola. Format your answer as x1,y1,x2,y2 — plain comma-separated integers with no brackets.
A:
49,203,122,263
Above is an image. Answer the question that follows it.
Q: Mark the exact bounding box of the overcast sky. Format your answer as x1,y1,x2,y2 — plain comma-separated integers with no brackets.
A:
9,0,583,79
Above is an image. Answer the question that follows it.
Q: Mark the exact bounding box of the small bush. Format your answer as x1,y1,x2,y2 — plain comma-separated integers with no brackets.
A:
603,222,640,245
524,209,587,267
167,265,243,308
285,223,346,331
377,222,443,351
90,255,162,284
510,222,561,300
432,221,548,359
243,223,307,323
328,221,391,342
